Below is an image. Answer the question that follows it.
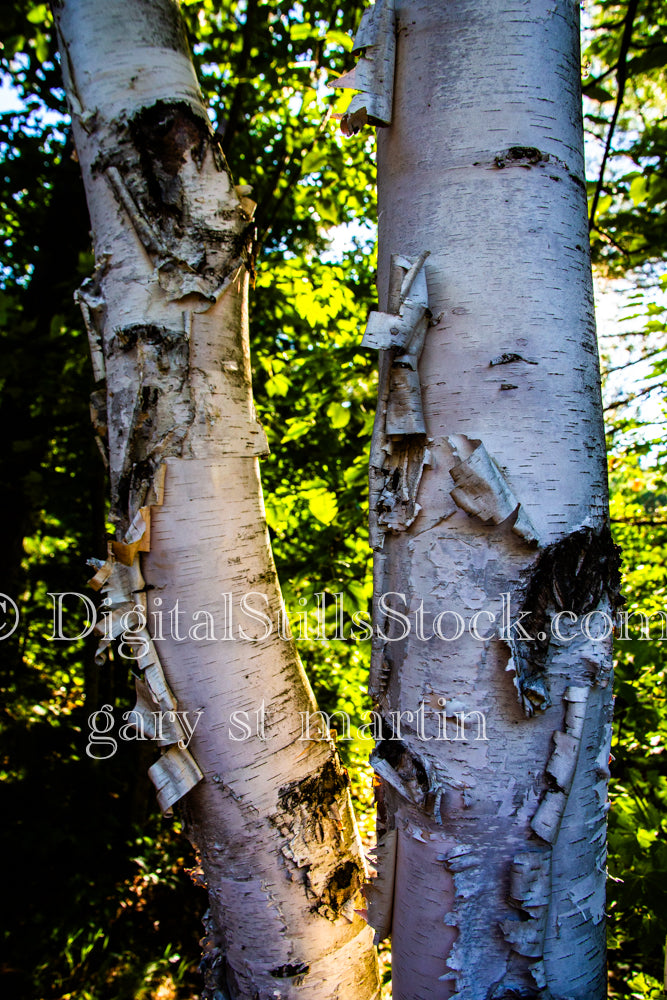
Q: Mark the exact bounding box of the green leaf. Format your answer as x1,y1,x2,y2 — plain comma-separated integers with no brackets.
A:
325,29,354,52
291,22,314,41
27,5,49,25
308,490,338,525
327,401,350,429
630,175,648,207
265,372,290,397
34,29,49,63
281,417,313,442
581,80,614,102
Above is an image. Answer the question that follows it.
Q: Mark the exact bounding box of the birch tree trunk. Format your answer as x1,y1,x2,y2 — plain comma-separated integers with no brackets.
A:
345,1,619,997
53,1,380,997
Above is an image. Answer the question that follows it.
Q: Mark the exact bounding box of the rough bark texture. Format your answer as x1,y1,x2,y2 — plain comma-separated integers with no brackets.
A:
358,1,619,997
54,1,380,996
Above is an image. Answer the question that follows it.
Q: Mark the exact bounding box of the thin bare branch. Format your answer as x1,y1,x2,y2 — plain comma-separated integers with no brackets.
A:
588,0,640,228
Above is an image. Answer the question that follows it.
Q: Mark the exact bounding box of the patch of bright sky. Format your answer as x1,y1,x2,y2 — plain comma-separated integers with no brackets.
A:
580,1,666,442
0,72,24,113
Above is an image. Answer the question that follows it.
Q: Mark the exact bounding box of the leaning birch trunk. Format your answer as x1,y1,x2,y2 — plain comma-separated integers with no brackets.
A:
54,1,380,997
338,1,619,997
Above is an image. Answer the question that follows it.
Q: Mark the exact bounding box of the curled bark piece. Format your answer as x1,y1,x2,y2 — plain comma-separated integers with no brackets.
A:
500,850,551,958
531,686,589,845
89,467,204,811
362,252,429,354
88,541,114,590
93,558,143,663
112,505,151,565
330,0,396,134
530,790,568,844
545,730,579,793
448,434,538,544
131,677,186,746
149,744,204,816
143,661,178,713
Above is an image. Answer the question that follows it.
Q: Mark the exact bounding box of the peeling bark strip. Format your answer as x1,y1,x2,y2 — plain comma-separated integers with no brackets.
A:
364,827,397,943
530,685,589,843
365,251,432,549
57,0,379,996
343,0,616,997
362,252,434,700
330,0,396,135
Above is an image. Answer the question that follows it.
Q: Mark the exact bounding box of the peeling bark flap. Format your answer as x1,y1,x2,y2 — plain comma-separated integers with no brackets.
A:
447,434,538,545
362,255,429,353
530,686,589,844
149,744,204,814
501,850,551,949
88,464,204,814
330,0,395,135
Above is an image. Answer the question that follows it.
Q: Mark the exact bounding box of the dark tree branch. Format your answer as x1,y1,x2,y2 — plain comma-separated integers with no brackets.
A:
604,381,664,412
218,0,259,155
593,223,632,258
588,0,640,228
603,347,667,374
611,518,667,525
257,110,333,250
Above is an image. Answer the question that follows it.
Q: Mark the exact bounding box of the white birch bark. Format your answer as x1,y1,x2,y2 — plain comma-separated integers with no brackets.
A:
54,1,380,996
348,1,619,997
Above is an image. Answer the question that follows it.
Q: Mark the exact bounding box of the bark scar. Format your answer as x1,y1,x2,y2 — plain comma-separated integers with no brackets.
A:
271,757,365,921
100,101,254,305
506,524,621,716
